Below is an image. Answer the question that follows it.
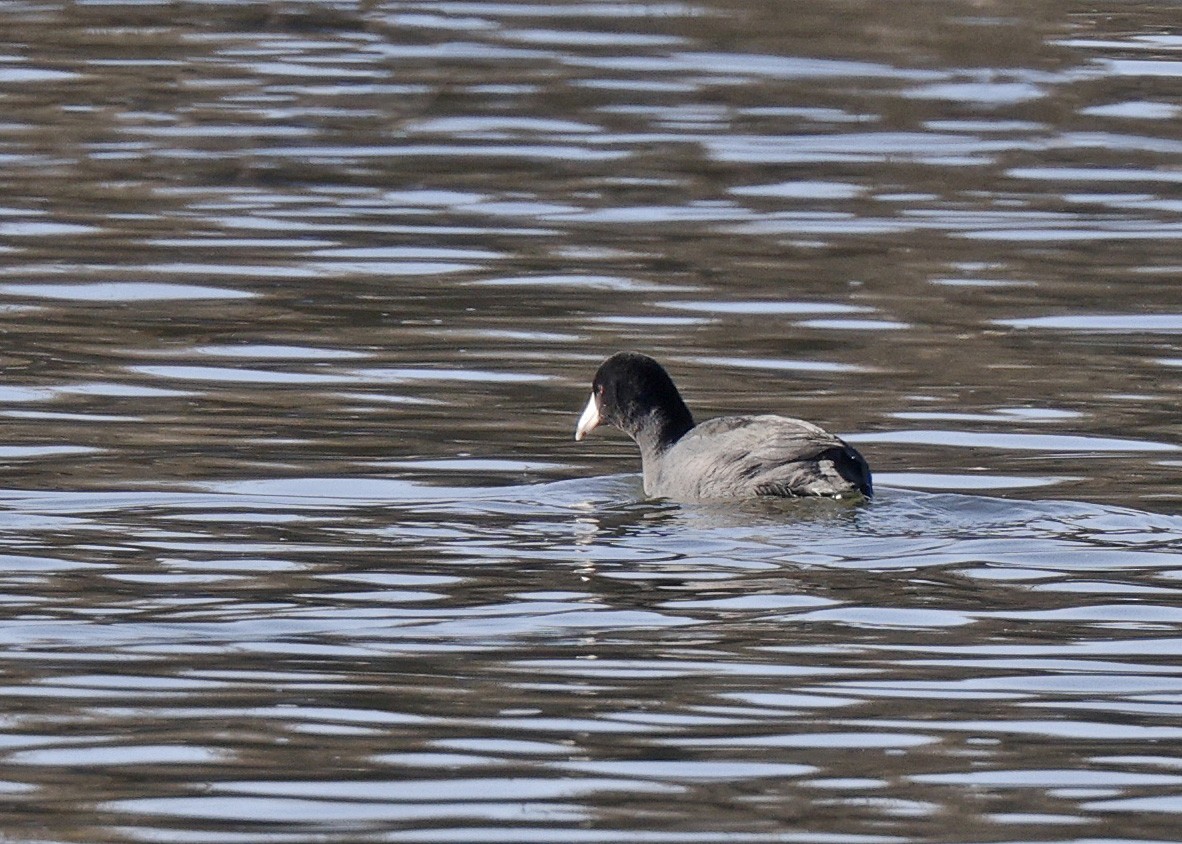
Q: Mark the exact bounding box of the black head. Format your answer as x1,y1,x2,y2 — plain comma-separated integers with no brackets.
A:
575,352,694,449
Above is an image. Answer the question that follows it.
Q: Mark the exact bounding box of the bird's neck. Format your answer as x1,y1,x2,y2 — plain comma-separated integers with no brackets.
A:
633,403,694,456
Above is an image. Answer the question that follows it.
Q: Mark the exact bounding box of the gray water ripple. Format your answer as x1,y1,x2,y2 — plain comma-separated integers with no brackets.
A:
1,2,1181,841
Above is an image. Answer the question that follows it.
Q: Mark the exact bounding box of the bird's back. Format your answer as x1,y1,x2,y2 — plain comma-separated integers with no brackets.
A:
645,414,871,501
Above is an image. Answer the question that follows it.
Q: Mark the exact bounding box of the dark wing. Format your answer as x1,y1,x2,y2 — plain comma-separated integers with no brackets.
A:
671,415,872,499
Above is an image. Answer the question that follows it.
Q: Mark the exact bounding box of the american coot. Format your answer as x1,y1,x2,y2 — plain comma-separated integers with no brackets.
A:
575,352,872,501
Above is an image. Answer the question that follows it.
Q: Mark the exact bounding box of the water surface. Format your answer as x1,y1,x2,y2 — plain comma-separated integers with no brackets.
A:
0,1,1180,842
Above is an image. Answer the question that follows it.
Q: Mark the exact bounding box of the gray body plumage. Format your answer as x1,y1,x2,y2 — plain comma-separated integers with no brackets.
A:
642,414,870,501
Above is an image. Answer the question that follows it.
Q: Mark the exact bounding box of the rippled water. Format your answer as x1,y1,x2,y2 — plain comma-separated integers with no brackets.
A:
0,1,1180,842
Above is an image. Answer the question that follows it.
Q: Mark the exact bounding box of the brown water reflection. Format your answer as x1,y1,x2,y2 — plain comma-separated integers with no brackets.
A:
0,1,1180,842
